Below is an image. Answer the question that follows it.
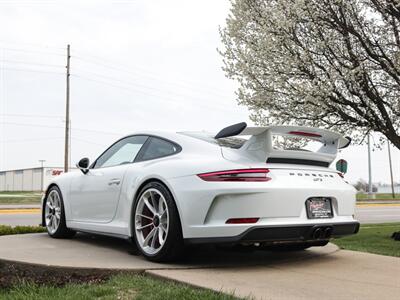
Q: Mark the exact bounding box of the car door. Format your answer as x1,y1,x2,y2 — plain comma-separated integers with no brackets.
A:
69,135,148,223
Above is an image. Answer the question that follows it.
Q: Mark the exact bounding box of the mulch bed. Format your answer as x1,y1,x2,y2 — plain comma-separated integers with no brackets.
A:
0,260,133,289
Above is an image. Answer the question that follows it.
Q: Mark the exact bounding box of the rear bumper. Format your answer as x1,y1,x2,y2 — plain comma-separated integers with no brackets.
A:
185,221,360,244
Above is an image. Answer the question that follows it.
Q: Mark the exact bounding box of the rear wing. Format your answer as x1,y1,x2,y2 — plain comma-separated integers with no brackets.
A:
215,122,351,166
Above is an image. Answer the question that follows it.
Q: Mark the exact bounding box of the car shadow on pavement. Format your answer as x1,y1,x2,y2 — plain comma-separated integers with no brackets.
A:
73,232,339,268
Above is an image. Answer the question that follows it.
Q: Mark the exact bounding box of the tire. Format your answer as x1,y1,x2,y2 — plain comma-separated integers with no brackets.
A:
132,181,183,262
44,186,76,238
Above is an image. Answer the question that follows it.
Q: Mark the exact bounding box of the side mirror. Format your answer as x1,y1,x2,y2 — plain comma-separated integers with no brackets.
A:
336,159,348,174
76,157,90,174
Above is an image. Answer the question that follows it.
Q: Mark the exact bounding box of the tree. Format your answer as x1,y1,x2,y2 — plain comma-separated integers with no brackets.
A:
219,0,400,148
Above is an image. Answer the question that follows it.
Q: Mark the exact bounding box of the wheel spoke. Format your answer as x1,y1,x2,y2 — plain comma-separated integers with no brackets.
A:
136,213,153,221
144,197,156,215
149,191,158,212
158,226,165,245
157,197,164,214
46,215,51,226
46,202,53,210
151,228,158,248
54,195,60,209
143,227,156,247
136,223,153,230
51,216,56,231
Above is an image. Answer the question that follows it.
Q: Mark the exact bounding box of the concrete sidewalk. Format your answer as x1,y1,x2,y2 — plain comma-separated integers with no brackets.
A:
0,233,399,299
148,250,400,300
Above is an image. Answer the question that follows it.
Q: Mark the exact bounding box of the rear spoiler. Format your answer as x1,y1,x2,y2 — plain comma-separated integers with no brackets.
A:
215,122,351,149
215,122,351,165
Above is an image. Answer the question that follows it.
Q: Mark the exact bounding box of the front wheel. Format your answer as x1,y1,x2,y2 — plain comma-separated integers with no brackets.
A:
44,186,76,238
132,182,183,262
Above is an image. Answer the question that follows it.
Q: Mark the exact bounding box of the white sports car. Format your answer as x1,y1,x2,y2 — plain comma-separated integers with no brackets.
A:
41,123,359,262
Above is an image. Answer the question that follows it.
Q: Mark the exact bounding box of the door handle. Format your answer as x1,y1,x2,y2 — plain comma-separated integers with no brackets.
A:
108,178,121,186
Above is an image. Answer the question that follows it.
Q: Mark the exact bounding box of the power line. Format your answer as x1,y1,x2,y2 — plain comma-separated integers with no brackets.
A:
72,74,239,113
0,46,65,56
72,53,231,96
0,40,65,51
0,59,63,68
72,70,230,107
0,121,121,136
0,137,63,143
0,113,63,119
1,67,64,75
72,137,107,147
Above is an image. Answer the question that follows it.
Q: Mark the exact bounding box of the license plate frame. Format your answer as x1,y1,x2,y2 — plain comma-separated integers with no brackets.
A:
306,197,333,219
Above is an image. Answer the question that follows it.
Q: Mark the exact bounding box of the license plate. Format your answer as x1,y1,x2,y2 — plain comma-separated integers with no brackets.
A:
306,197,333,219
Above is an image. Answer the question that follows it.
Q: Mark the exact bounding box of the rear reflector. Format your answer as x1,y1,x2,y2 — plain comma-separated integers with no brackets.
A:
198,169,271,182
288,131,322,138
226,218,259,224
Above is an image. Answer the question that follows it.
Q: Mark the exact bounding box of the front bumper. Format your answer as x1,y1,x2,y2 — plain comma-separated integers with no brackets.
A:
185,221,360,244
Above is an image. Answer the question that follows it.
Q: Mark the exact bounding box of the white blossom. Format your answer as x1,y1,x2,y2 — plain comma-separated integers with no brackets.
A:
220,0,400,148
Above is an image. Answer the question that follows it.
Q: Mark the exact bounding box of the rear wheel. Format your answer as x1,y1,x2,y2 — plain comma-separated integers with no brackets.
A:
44,186,76,238
132,182,183,262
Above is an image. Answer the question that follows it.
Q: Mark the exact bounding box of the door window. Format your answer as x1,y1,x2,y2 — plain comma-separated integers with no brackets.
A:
94,136,148,168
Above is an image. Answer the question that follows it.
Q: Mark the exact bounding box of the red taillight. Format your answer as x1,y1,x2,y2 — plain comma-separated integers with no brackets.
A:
226,218,259,224
198,169,271,182
288,131,322,138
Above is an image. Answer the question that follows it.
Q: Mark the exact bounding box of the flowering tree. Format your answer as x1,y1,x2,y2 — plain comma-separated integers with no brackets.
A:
220,0,400,149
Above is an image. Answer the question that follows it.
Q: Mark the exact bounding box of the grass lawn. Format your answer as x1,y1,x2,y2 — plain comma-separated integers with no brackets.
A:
0,273,238,300
0,225,46,236
0,191,42,205
356,193,400,200
332,223,400,257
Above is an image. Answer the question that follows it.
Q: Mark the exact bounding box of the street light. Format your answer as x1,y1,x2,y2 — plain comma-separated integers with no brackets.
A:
38,160,46,192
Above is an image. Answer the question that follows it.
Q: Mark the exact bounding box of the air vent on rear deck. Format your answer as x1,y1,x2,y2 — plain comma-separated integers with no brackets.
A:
266,158,330,167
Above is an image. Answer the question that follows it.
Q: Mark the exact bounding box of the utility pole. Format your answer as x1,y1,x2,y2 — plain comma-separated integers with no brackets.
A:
64,44,70,173
38,160,46,192
367,133,373,196
387,139,395,198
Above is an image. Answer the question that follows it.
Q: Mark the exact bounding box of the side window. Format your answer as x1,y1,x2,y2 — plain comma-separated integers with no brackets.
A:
94,136,148,169
139,137,180,161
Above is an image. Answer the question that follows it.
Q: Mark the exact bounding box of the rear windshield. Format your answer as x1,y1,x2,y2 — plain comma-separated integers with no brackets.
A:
179,132,247,149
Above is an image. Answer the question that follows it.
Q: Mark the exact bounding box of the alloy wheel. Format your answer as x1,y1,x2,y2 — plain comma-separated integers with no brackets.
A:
45,190,62,234
135,188,169,255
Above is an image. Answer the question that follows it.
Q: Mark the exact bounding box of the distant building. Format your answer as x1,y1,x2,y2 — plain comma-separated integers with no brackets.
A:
0,167,74,192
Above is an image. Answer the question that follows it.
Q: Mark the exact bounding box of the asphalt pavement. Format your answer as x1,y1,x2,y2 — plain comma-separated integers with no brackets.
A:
0,211,41,226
